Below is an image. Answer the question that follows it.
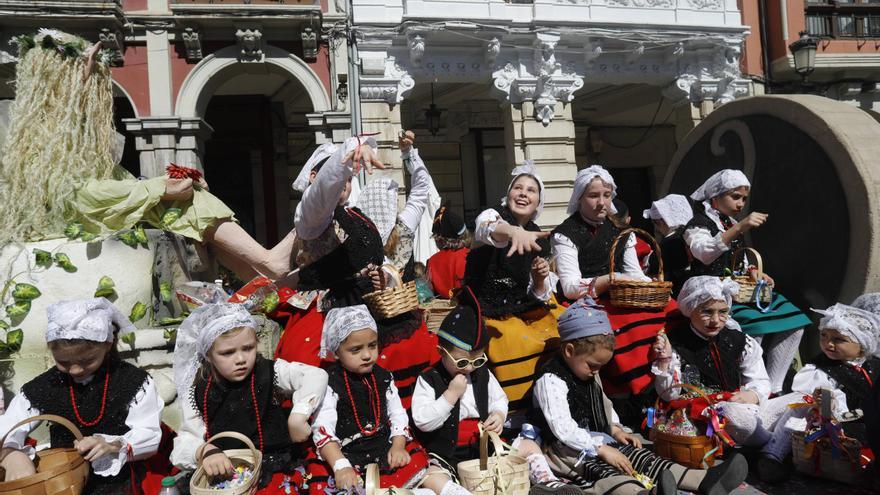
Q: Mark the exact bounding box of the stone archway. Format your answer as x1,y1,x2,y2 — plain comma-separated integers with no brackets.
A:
662,94,880,308
175,44,330,118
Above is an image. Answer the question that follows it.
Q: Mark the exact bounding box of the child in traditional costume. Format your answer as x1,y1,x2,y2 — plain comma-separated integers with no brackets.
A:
354,131,440,409
551,166,677,429
683,169,809,395
653,276,796,459
0,298,163,494
463,163,561,414
411,288,579,495
535,299,747,495
642,194,693,297
609,199,652,272
171,303,328,494
755,303,880,482
273,137,387,366
308,305,468,495
427,205,470,299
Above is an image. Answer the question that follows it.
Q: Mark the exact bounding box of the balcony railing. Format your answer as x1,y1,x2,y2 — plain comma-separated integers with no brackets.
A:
172,0,316,4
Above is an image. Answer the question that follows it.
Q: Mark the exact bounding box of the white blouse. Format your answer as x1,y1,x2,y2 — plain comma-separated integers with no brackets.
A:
532,373,620,457
171,359,327,470
683,201,732,266
473,208,552,302
294,137,359,241
552,225,650,301
652,326,771,403
791,360,865,417
398,148,432,234
311,379,410,455
411,372,509,433
0,374,163,477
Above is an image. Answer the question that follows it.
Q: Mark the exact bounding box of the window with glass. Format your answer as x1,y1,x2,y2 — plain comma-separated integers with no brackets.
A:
805,0,880,37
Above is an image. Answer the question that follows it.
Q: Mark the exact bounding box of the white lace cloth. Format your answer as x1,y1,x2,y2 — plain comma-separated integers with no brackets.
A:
690,169,750,202
45,298,134,343
320,305,377,358
642,194,693,230
566,165,617,216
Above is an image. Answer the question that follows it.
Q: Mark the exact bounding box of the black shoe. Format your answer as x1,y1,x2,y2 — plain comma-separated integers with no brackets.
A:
756,454,790,484
529,480,582,495
698,453,748,495
652,469,677,495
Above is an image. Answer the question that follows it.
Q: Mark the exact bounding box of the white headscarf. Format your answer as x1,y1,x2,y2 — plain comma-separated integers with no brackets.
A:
501,161,545,221
642,194,693,230
357,177,398,244
293,143,338,193
852,293,880,317
814,303,880,358
320,305,377,358
172,303,258,400
46,298,135,343
690,169,750,202
567,165,617,216
677,276,741,329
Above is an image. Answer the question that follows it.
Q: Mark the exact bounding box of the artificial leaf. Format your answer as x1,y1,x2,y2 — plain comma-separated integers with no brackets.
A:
64,222,84,240
159,282,172,303
117,231,138,247
134,225,148,245
0,321,8,331
121,332,136,349
129,302,147,323
80,232,97,242
161,208,182,228
53,253,77,272
6,300,30,318
163,328,177,343
33,249,52,268
12,283,41,301
159,316,185,326
261,292,280,314
6,329,23,352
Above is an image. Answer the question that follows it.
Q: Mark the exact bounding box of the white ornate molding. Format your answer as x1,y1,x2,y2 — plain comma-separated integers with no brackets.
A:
359,55,415,104
235,28,264,63
663,44,750,106
484,37,501,67
99,28,124,66
181,28,202,62
409,33,426,68
606,0,675,7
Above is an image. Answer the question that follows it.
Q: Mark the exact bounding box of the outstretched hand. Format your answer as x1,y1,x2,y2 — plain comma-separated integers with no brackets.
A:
507,228,551,257
347,143,386,175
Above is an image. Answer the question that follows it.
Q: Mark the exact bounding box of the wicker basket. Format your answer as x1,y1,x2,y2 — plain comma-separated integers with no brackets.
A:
363,265,420,320
0,414,90,495
365,463,416,495
651,384,721,469
729,247,772,305
190,432,262,495
791,430,863,484
420,298,457,334
457,430,529,495
608,228,672,309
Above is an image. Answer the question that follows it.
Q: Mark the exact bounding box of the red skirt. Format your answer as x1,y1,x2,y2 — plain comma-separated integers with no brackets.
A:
599,297,679,397
274,301,329,368
377,321,440,410
304,440,430,495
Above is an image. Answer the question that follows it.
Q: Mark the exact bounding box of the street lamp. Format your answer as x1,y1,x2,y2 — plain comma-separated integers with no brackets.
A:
789,31,818,81
424,83,442,136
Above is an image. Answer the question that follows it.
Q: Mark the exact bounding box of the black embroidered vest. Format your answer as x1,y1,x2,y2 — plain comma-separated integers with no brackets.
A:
684,207,742,278
297,205,385,308
22,360,149,490
326,364,395,468
668,324,746,392
533,356,611,443
193,357,291,455
552,214,626,280
809,355,880,442
464,207,549,317
415,366,490,464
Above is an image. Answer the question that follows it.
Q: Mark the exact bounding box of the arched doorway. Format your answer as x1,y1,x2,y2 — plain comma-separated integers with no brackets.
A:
663,95,880,310
176,45,330,246
112,83,139,177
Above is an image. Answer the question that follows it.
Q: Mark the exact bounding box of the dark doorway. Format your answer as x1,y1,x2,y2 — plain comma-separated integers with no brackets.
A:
203,95,278,245
608,167,654,233
113,97,140,177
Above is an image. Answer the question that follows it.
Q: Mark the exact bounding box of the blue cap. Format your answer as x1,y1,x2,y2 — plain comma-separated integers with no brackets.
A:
557,297,612,342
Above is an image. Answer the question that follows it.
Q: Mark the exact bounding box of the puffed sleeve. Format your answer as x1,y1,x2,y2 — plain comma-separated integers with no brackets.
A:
533,374,607,456
411,376,454,433
170,389,207,470
294,137,359,240
0,392,42,459
739,335,771,402
473,208,506,247
93,376,163,476
398,148,433,233
683,226,729,266
273,359,328,416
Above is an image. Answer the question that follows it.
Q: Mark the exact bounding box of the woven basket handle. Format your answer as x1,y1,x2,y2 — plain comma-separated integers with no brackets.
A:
381,264,404,290
729,247,763,280
608,228,665,283
653,383,712,410
0,414,85,463
365,463,380,495
478,429,509,471
196,431,260,466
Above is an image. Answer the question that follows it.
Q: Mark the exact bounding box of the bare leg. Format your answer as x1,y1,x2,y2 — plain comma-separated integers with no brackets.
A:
202,220,294,280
